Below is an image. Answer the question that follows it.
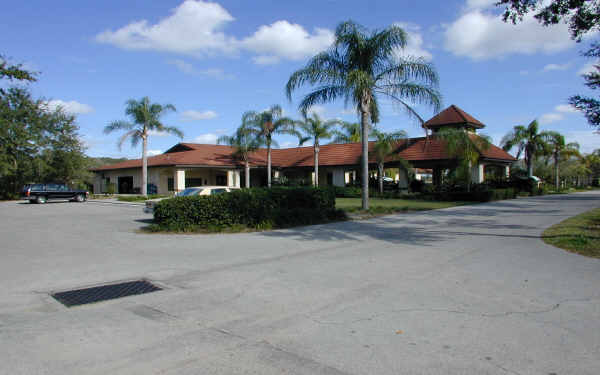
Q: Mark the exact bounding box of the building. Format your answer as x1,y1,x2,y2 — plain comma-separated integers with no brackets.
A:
92,105,516,194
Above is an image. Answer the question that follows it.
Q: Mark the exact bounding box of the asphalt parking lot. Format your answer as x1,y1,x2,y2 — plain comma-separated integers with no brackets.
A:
1,193,599,375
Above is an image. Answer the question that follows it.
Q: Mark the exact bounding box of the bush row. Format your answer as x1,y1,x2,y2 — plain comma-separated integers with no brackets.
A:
423,188,517,202
152,187,343,232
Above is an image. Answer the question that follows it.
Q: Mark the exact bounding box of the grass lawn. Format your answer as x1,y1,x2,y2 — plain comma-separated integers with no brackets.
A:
542,208,600,258
336,197,470,215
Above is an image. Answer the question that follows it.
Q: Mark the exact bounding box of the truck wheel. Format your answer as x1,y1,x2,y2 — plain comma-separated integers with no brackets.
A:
36,196,47,204
75,194,86,202
29,200,36,204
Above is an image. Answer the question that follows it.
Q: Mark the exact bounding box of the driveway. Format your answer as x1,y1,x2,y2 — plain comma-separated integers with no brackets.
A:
1,192,599,375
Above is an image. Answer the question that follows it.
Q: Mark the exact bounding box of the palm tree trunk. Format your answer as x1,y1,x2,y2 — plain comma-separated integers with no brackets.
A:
360,100,370,210
142,133,148,196
526,150,533,178
554,156,559,190
245,159,250,188
378,163,384,194
267,138,272,188
314,144,319,187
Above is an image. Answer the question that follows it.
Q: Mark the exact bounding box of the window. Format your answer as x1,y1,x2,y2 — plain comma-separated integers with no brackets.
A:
185,178,203,187
46,183,60,191
210,189,227,195
167,178,174,191
216,174,227,186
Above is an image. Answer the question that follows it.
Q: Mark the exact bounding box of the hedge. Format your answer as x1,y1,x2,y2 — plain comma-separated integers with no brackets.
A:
423,188,517,202
152,187,343,232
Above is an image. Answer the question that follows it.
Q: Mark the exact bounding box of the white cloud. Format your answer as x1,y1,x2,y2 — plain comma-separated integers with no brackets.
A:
340,108,357,115
147,149,162,156
578,61,598,75
465,0,496,10
96,1,333,65
564,131,600,154
192,133,218,144
45,99,94,115
555,104,578,113
305,105,327,117
444,9,575,60
95,0,237,56
538,113,563,124
181,110,218,121
519,70,529,75
167,59,233,79
241,20,333,62
393,22,433,61
543,62,571,72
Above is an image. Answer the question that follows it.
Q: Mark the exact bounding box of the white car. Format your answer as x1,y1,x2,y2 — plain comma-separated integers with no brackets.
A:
143,186,238,214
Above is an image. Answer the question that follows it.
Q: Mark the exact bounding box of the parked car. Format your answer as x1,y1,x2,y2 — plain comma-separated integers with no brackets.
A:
143,186,238,214
22,183,89,204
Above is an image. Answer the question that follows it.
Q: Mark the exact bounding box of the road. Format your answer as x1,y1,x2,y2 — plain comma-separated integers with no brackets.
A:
1,192,599,374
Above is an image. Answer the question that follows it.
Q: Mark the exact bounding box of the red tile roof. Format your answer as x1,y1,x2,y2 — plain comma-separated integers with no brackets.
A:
423,105,485,129
93,136,515,171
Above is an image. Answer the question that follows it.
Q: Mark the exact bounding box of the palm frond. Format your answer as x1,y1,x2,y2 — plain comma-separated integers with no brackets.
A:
117,129,140,150
104,120,135,134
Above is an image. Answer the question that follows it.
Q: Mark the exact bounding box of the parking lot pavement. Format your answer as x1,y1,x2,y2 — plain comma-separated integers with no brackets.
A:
1,192,600,375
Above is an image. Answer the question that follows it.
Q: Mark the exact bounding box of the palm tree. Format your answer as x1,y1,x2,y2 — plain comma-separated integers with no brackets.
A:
332,122,363,143
501,120,550,178
296,113,340,186
217,125,262,188
104,97,181,196
370,130,407,194
544,131,581,189
437,128,491,190
243,105,297,187
286,21,441,209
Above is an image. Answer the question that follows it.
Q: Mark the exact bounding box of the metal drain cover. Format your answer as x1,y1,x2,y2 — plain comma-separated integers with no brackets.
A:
51,280,162,307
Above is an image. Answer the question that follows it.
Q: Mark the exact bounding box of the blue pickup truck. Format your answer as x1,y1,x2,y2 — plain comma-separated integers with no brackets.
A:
22,183,89,204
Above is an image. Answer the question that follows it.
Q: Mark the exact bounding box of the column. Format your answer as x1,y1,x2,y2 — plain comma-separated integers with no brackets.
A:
174,169,185,192
332,168,345,187
504,165,510,178
227,170,241,187
398,167,409,189
471,163,485,184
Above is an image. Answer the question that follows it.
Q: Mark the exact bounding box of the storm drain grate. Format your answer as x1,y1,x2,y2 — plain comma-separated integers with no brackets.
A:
51,280,162,307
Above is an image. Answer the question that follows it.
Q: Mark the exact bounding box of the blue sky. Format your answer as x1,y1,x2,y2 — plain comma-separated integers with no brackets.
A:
3,0,599,158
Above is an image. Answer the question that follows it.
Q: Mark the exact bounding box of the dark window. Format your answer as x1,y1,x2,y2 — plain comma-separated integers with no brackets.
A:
216,174,227,186
210,189,227,195
46,183,60,191
185,178,203,187
167,178,174,191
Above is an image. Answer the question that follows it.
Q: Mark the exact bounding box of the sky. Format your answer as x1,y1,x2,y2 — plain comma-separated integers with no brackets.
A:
2,0,600,158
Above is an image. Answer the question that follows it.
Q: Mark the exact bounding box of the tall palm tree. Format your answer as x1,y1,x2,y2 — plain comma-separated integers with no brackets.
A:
332,121,363,143
501,120,550,178
217,125,262,188
370,130,407,194
243,105,297,187
437,128,491,190
544,131,581,189
286,21,441,209
296,113,340,186
104,97,181,196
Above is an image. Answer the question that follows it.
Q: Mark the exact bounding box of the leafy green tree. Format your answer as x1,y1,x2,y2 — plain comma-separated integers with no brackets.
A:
568,54,600,129
0,87,87,198
497,0,600,43
295,113,340,186
104,97,181,196
370,130,407,194
286,21,441,209
501,120,551,178
0,55,36,94
544,131,581,189
218,125,262,188
242,105,297,187
496,2,600,130
437,128,491,190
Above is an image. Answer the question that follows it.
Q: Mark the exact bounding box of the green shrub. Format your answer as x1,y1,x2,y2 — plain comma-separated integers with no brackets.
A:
153,187,343,232
333,186,362,198
105,182,116,195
